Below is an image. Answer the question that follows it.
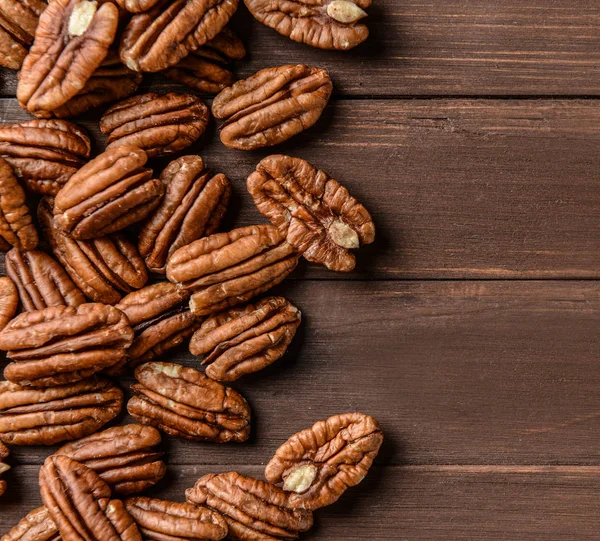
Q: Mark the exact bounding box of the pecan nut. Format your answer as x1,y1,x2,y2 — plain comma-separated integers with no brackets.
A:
244,0,369,50
114,0,160,13
40,455,142,541
190,296,301,382
100,93,210,159
0,376,123,445
53,146,164,240
139,155,231,273
247,154,375,272
265,412,383,510
166,225,299,316
212,64,332,150
0,303,134,387
55,424,166,496
185,472,313,540
128,362,251,443
0,441,9,497
0,119,91,196
0,277,18,330
0,507,60,541
0,0,46,70
125,497,229,540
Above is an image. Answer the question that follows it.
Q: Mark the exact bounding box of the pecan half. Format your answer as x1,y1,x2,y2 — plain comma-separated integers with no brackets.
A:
17,0,119,116
244,0,369,50
119,0,239,72
125,497,228,540
212,64,332,150
0,0,46,70
0,277,18,331
190,296,301,382
6,248,86,311
0,303,134,387
0,119,91,196
55,424,166,496
265,412,383,510
0,376,123,445
139,155,231,273
186,472,313,540
100,93,210,159
53,146,164,240
114,0,160,13
40,455,142,541
128,362,251,443
247,154,375,272
166,225,299,316
0,441,9,497
0,507,60,541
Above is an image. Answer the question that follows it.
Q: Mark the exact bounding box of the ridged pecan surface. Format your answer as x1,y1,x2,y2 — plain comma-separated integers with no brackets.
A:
0,506,60,541
0,441,9,497
0,0,46,70
114,0,161,13
0,277,18,331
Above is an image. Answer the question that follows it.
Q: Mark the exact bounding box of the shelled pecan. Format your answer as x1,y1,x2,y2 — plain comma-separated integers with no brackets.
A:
0,376,123,445
0,0,46,70
212,64,332,150
190,296,301,382
114,0,160,13
0,507,60,541
265,412,383,510
139,155,231,273
186,472,313,540
0,441,9,497
0,277,18,330
128,362,251,443
166,225,299,316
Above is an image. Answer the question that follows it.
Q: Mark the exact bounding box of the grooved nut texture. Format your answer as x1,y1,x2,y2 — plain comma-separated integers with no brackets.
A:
0,0,47,70
0,277,18,331
0,506,60,541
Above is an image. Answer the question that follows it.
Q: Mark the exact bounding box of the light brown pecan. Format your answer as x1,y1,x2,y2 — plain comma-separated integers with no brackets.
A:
53,146,164,240
247,154,375,272
0,376,123,445
0,0,46,70
190,296,300,382
139,155,231,273
265,412,383,510
0,303,134,387
125,497,228,541
0,441,9,497
166,225,299,317
55,424,166,496
0,119,91,196
40,455,142,541
186,472,313,540
114,0,160,13
119,0,239,72
100,93,210,159
0,277,18,331
0,507,60,541
128,362,251,443
244,0,369,50
212,65,332,150
17,0,119,116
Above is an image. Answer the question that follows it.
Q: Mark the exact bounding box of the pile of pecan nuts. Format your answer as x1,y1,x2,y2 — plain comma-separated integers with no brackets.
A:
0,0,382,539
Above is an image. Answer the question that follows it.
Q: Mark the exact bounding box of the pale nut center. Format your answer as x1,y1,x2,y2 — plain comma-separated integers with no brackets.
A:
0,463,10,474
326,0,368,24
283,464,318,494
68,0,97,37
329,219,360,249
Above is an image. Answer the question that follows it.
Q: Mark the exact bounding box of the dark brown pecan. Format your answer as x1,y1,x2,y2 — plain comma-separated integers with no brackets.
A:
40,455,142,541
212,64,332,150
100,93,210,159
244,0,369,50
0,277,18,330
166,225,299,316
186,472,313,540
17,0,118,116
190,296,300,382
53,146,164,240
247,154,375,272
0,0,46,70
0,376,123,445
119,0,239,72
265,412,383,510
0,441,8,497
128,362,251,443
55,424,166,496
139,155,231,273
0,303,134,387
114,0,160,13
0,507,60,541
0,119,91,196
6,248,86,311
125,497,228,541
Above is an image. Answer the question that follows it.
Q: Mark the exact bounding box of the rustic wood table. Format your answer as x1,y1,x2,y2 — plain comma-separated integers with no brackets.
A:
1,1,600,539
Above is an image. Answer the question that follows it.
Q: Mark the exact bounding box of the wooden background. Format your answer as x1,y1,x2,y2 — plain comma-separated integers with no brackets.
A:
2,0,600,538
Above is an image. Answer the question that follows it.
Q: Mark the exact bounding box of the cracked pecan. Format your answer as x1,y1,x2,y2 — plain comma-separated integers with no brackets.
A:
265,412,383,510
0,0,46,70
0,441,8,497
0,277,18,331
167,225,299,316
247,154,375,272
0,507,60,541
128,362,251,443
244,0,369,50
139,155,231,273
56,424,166,496
186,472,313,540
0,303,134,387
53,146,164,240
212,64,332,150
190,296,301,382
0,376,123,445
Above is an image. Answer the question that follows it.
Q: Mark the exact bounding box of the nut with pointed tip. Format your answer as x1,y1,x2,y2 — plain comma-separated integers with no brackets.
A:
0,277,18,331
326,0,367,23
